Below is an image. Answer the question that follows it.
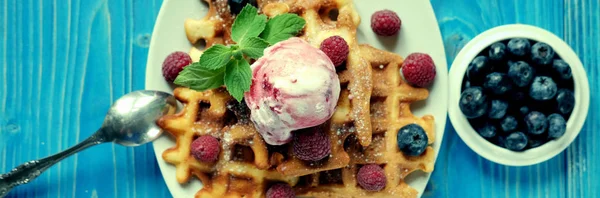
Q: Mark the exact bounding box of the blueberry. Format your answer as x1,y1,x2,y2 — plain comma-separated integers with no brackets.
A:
530,42,555,65
504,132,528,151
484,72,513,95
507,38,531,57
556,89,575,115
528,138,547,148
500,115,518,132
477,122,497,138
519,106,530,117
509,91,527,103
459,87,489,119
547,113,566,139
507,61,535,87
495,135,507,148
552,59,572,80
488,42,507,61
489,100,508,119
228,0,257,15
397,124,428,156
462,80,472,90
525,111,548,135
529,76,558,100
467,56,492,83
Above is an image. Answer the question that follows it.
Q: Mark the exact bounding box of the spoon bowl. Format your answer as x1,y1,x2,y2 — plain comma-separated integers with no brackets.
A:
102,90,177,146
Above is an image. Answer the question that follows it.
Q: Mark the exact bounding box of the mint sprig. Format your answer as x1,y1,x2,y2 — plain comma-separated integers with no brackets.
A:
174,5,306,102
225,59,252,101
260,14,307,45
231,5,267,43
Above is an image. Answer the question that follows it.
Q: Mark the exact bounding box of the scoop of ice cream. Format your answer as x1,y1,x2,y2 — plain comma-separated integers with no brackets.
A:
244,37,341,145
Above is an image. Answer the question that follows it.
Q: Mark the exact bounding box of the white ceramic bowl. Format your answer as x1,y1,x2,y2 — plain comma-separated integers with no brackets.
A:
448,24,590,166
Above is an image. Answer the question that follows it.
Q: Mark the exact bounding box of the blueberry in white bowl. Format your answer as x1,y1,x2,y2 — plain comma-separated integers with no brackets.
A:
448,24,590,166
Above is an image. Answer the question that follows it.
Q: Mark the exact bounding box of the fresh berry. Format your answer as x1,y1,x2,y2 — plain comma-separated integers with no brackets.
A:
467,56,492,83
477,122,497,138
547,113,566,139
293,127,331,161
529,76,558,100
531,42,555,65
462,80,472,90
504,131,528,151
401,53,436,87
228,0,257,15
266,183,295,198
519,106,530,117
556,89,575,115
357,164,387,191
488,42,507,61
525,111,548,135
488,100,509,119
500,115,518,132
190,135,220,163
528,138,547,148
507,38,531,57
552,59,572,80
320,36,349,67
495,135,507,148
509,91,527,103
484,72,513,95
162,51,192,83
371,10,401,36
459,87,489,119
397,124,428,156
507,61,535,87
227,100,251,124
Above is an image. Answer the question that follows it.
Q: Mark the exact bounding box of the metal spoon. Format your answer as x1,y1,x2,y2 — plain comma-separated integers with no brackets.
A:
0,90,177,197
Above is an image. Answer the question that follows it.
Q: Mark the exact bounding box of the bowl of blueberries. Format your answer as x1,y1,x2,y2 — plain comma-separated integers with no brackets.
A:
448,24,590,166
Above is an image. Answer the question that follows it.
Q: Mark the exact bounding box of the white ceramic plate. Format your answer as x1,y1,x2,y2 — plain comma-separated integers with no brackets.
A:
145,0,448,197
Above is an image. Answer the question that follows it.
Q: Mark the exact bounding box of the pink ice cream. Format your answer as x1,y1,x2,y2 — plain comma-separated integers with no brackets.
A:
244,37,341,145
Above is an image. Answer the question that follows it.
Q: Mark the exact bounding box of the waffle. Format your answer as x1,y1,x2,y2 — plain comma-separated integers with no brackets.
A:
158,0,436,197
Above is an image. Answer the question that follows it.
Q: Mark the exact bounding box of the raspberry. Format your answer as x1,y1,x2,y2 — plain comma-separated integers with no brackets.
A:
371,10,401,36
190,135,220,163
292,127,331,161
320,36,349,67
357,164,387,191
266,183,295,198
401,53,436,87
162,51,192,83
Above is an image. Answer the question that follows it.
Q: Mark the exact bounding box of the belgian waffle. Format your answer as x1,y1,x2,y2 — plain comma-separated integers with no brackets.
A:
158,0,436,197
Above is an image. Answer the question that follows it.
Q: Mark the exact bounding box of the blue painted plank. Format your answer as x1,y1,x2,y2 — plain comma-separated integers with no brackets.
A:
1,0,598,197
564,0,599,197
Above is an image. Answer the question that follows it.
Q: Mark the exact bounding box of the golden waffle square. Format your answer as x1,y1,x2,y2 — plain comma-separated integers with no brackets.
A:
158,0,437,197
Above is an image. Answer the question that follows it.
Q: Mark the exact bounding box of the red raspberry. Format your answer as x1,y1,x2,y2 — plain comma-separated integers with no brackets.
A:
266,183,295,198
320,36,349,67
371,10,401,36
292,127,331,161
401,53,437,87
162,51,192,83
190,135,220,163
357,164,387,191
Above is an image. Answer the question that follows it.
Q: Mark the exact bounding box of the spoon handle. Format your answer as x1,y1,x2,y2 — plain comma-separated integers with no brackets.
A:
0,130,109,197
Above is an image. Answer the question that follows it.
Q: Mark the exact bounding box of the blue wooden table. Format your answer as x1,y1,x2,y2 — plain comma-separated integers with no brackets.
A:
1,0,597,197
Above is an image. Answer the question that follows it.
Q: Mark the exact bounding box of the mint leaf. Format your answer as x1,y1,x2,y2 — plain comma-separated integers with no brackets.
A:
240,37,269,59
199,44,232,70
224,59,252,102
174,62,225,91
231,5,267,43
260,14,306,45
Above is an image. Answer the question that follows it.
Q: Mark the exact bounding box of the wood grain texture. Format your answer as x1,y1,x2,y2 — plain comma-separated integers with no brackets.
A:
0,0,597,197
